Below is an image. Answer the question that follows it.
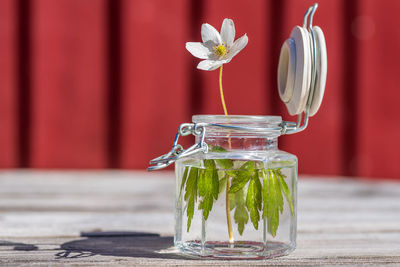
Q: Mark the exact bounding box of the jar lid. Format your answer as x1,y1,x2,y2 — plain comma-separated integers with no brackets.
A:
277,5,327,117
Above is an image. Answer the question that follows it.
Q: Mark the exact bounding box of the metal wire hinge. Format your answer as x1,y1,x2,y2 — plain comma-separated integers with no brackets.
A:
148,123,208,171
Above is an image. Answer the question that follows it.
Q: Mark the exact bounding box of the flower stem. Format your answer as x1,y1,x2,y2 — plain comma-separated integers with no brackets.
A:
225,175,234,244
219,65,234,244
219,65,228,115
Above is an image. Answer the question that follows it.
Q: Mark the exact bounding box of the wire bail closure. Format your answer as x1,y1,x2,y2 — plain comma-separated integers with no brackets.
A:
148,4,325,171
148,120,298,171
148,123,208,171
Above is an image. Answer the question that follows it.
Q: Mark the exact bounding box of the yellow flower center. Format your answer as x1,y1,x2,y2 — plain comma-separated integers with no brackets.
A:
213,44,227,58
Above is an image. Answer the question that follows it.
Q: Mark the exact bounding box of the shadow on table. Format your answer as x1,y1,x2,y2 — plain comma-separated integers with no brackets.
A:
55,231,189,260
0,240,38,251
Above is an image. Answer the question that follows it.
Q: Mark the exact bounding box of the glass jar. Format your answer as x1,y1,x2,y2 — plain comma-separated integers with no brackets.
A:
174,115,298,259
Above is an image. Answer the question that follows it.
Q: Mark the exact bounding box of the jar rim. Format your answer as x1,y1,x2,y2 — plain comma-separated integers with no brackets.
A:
192,115,282,137
192,115,282,125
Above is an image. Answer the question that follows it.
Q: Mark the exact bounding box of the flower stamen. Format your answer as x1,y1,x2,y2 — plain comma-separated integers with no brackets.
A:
213,44,227,58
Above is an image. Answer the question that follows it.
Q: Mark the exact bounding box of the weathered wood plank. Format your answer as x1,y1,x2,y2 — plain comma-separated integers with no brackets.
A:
0,171,400,265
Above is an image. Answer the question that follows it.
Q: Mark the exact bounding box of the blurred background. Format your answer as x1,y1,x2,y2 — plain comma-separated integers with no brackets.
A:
0,0,399,178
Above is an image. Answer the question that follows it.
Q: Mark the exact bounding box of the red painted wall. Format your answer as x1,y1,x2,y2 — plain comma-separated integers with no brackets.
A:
1,0,399,178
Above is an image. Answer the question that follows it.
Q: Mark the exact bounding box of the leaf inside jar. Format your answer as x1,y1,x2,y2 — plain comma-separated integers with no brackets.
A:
179,145,295,237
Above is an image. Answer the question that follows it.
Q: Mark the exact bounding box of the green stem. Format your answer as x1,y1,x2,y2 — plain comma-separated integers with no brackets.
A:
226,175,234,243
219,65,234,243
219,65,228,115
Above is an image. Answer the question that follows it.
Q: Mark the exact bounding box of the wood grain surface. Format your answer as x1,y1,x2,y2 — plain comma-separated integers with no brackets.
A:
0,171,399,266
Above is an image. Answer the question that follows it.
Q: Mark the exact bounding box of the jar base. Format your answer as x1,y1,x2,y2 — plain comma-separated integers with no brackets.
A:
175,240,295,259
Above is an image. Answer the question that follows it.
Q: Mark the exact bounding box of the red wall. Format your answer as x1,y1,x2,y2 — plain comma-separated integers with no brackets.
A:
1,0,399,178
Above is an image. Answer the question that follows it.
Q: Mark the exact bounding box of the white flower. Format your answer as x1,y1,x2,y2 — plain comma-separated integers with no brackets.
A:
186,18,248,71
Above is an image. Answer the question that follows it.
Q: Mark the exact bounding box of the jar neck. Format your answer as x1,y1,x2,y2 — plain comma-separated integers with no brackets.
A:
193,115,282,152
196,134,279,151
266,137,279,150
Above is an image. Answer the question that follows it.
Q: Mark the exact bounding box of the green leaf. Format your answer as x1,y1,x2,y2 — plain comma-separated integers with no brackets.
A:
210,146,234,170
216,159,234,170
255,173,262,211
198,160,214,197
277,169,294,216
261,170,269,219
246,171,262,230
198,193,213,220
229,191,235,211
178,166,189,201
265,169,283,237
212,169,219,200
204,159,216,169
209,145,226,152
229,161,255,193
182,160,291,236
185,167,198,232
197,169,206,197
218,176,227,195
198,160,219,220
235,206,248,235
233,188,248,235
273,171,284,214
268,208,279,237
261,169,282,237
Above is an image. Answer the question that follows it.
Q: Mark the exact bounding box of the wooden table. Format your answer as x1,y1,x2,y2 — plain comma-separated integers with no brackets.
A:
0,171,399,266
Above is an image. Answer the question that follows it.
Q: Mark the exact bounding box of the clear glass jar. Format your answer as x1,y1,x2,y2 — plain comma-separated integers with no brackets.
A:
174,115,297,259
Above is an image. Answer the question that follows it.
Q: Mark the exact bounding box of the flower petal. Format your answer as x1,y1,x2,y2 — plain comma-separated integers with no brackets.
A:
221,18,235,47
226,34,248,62
185,42,211,59
197,59,225,71
201,23,222,45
